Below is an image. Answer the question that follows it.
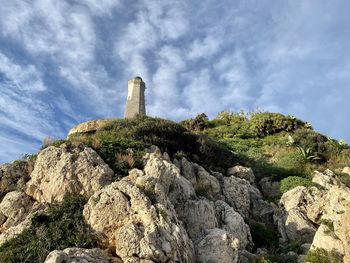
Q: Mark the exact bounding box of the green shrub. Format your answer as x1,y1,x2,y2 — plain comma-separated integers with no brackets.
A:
280,176,314,193
336,172,350,188
180,113,210,131
249,113,308,137
72,116,235,173
0,195,96,263
304,248,343,263
320,219,334,232
275,150,307,177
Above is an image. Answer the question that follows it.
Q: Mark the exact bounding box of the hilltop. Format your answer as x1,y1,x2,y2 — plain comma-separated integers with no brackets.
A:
0,112,349,263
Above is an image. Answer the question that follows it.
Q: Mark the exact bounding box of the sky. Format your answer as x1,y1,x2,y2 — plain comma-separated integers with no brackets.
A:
0,0,350,163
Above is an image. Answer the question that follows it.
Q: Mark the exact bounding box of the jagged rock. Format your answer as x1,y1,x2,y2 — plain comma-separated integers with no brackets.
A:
25,144,113,203
83,179,195,263
227,166,255,184
311,224,344,256
215,200,252,249
259,177,280,198
179,158,222,200
195,228,239,263
276,187,317,243
177,198,218,240
222,176,251,218
0,161,32,201
283,208,316,242
44,248,121,263
0,191,47,245
312,170,339,190
67,119,116,138
193,164,221,200
222,175,271,220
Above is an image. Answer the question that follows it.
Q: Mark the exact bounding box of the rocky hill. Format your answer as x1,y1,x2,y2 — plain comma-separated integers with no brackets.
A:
0,112,349,263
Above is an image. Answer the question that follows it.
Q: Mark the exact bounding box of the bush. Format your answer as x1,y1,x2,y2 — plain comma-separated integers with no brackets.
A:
304,248,343,263
280,176,314,194
0,195,96,263
71,116,235,173
249,113,308,137
336,172,350,188
180,113,210,131
275,150,307,177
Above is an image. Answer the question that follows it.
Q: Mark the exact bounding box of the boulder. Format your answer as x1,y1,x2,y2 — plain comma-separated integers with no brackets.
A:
25,144,113,203
195,228,239,263
227,166,255,184
0,191,47,245
193,164,221,200
177,199,218,240
259,177,280,198
83,180,195,262
67,119,116,138
44,248,121,263
0,161,32,201
222,176,251,218
311,224,344,257
215,200,252,249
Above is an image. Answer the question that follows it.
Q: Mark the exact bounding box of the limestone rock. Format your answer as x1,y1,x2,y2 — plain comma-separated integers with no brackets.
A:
195,228,239,263
215,200,252,249
259,177,280,198
67,119,116,138
342,166,350,175
227,166,255,184
0,191,47,245
311,224,344,257
312,170,339,190
223,176,251,218
283,208,316,243
83,180,195,262
0,161,32,201
25,144,113,203
193,164,221,200
44,248,121,263
177,199,218,240
223,176,269,220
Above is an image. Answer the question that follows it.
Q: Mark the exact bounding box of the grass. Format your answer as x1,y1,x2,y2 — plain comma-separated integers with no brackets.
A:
0,195,96,263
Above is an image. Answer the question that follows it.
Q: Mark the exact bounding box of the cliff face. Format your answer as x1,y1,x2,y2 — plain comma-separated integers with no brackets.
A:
0,143,349,263
0,113,350,262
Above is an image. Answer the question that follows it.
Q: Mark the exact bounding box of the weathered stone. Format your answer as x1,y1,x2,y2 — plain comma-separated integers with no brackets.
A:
0,191,47,245
215,200,252,249
25,144,113,203
227,166,255,184
67,119,116,138
223,176,251,218
44,248,121,263
193,164,221,200
195,228,239,263
0,161,32,201
177,199,218,240
259,177,280,198
311,224,344,257
83,180,195,262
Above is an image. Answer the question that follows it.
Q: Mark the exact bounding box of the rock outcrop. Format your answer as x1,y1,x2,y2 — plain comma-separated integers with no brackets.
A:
44,248,121,263
67,119,116,138
0,160,33,201
0,191,47,245
25,144,113,203
275,169,350,262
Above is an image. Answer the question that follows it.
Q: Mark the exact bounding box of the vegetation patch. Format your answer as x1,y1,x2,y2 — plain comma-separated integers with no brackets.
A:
304,248,343,263
0,195,96,263
280,176,314,194
249,222,278,249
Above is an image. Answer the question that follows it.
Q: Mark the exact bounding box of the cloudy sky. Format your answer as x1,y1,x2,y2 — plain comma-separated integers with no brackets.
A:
0,0,349,163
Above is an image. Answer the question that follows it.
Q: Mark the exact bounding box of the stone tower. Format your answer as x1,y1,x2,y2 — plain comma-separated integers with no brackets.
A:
124,76,146,118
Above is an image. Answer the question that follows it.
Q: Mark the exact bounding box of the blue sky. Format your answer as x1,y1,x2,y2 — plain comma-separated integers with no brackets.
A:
0,0,350,163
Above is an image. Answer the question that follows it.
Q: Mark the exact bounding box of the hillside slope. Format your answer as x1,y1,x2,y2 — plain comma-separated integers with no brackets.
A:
0,112,349,263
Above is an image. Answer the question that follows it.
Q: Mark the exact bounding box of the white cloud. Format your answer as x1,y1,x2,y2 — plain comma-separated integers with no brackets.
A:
0,52,46,92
